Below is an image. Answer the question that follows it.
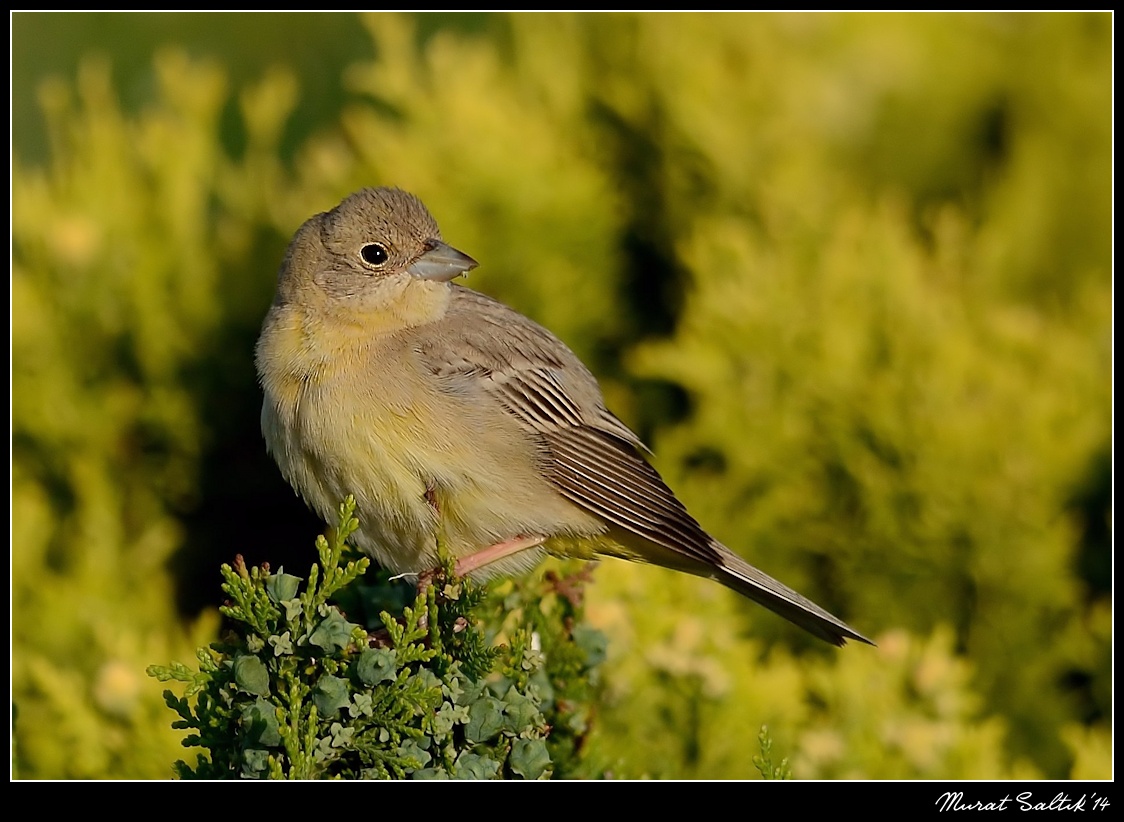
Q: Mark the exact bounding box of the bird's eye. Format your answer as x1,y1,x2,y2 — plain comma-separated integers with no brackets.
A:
360,243,389,266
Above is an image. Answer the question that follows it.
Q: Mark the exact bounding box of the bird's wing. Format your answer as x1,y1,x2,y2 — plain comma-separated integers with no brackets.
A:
415,286,723,569
416,286,872,647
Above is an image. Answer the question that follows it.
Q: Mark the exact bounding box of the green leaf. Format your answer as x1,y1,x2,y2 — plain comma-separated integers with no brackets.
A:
309,607,358,652
241,748,272,779
453,752,500,779
241,698,282,747
268,631,294,656
465,696,505,743
410,667,442,692
265,571,302,604
396,738,432,769
327,721,354,749
431,701,469,736
356,647,397,686
281,599,303,622
233,654,270,696
455,676,488,707
349,692,374,718
412,767,450,780
313,675,350,719
510,738,551,779
502,689,542,734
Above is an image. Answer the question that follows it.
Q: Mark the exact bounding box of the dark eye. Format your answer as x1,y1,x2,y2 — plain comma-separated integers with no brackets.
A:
360,243,389,266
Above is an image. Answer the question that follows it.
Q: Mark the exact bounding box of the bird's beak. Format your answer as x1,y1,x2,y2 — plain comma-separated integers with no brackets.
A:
407,240,479,282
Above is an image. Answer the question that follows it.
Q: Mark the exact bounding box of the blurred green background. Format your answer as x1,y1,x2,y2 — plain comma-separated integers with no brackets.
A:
11,12,1111,779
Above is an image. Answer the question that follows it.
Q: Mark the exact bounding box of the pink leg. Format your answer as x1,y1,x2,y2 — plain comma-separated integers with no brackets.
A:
454,535,547,577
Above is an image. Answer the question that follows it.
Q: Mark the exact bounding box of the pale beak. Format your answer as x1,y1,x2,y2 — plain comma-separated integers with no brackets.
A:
407,240,479,282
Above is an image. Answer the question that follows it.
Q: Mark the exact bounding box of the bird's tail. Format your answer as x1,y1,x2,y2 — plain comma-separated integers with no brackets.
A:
708,541,873,647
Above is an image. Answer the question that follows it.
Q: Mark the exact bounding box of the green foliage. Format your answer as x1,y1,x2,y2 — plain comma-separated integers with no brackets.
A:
12,13,1110,779
11,52,256,778
611,13,1109,777
752,726,792,780
149,498,603,779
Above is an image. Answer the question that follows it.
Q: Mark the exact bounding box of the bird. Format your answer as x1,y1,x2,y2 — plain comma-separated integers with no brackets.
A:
255,187,872,647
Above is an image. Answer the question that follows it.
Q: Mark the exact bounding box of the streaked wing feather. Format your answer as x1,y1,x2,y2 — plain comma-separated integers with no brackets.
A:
490,368,715,564
418,288,707,563
416,287,872,647
492,369,584,431
545,427,720,565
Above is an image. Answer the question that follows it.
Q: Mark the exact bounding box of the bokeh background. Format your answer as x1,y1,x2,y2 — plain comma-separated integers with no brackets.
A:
11,12,1111,779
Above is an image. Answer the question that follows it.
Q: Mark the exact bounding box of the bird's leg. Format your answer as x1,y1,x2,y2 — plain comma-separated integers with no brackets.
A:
415,534,548,594
454,534,547,578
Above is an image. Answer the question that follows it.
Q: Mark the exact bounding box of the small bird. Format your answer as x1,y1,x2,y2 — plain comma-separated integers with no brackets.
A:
256,187,872,646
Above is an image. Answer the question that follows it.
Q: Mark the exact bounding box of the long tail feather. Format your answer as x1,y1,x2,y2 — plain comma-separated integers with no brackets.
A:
712,542,874,647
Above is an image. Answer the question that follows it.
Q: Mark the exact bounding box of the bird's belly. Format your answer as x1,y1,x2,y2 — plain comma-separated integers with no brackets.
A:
264,371,602,576
264,382,435,572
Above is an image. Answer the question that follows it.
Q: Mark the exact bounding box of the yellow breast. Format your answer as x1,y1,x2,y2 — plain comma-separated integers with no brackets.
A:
257,291,605,576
